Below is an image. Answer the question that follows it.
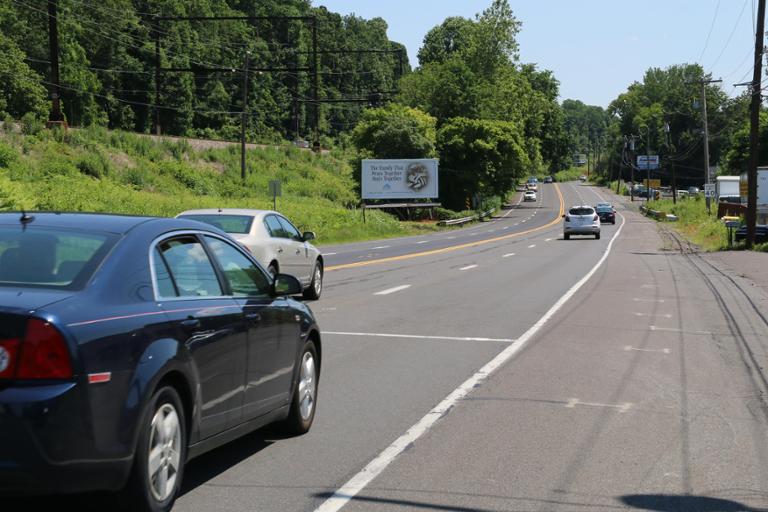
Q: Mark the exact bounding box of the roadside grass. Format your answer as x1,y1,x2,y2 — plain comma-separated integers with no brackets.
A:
554,167,587,182
642,196,729,251
0,128,437,245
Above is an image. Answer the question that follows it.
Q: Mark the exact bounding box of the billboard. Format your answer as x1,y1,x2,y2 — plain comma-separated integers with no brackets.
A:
637,155,660,170
361,159,439,200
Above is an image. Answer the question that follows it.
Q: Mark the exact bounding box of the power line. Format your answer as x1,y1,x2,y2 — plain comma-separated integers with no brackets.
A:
698,0,722,63
708,0,750,69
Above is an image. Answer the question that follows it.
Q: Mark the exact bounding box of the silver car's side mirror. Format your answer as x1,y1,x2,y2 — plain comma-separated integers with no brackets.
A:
302,231,316,242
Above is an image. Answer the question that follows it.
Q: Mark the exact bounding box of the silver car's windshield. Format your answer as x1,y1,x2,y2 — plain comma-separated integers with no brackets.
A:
179,215,254,234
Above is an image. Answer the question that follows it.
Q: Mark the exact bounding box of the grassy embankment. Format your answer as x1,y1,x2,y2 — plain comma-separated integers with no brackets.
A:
612,192,768,252
0,126,446,245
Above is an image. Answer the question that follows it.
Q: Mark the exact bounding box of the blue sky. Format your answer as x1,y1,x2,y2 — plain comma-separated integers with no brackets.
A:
315,0,757,108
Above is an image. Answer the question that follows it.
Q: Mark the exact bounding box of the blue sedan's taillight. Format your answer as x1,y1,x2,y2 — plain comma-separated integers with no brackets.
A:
17,319,72,379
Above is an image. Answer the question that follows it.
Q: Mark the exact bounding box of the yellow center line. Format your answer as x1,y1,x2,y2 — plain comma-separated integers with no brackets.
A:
326,183,565,272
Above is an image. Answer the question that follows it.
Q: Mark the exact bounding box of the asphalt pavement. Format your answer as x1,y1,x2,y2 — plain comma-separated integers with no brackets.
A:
15,182,768,512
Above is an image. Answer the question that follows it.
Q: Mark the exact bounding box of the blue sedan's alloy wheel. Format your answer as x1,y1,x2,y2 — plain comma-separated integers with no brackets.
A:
123,386,187,512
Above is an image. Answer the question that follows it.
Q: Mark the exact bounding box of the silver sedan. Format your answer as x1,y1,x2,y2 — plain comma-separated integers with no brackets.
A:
176,209,324,299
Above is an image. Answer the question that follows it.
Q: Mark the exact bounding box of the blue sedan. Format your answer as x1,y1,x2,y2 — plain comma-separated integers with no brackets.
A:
0,213,321,511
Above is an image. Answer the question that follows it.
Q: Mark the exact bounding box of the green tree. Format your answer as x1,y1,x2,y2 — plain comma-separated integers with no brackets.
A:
0,33,48,119
437,117,528,210
352,104,437,159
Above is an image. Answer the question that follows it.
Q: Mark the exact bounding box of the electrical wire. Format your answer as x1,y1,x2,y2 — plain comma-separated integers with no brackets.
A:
698,0,721,63
708,0,749,69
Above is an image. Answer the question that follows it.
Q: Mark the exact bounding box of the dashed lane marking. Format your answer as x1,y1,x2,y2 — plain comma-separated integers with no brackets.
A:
624,345,671,354
502,253,516,258
650,326,712,335
460,264,478,271
373,285,411,296
566,398,632,413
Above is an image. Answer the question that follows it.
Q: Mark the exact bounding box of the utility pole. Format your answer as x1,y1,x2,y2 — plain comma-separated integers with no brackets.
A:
241,52,250,182
628,135,637,201
747,0,766,248
687,77,722,212
46,0,65,127
154,25,161,135
311,16,320,152
664,122,676,204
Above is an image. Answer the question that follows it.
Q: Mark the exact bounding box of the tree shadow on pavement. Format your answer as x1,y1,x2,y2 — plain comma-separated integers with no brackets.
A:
620,494,768,511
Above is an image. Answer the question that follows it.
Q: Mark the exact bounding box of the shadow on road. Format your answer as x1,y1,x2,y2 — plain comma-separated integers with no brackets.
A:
620,494,768,511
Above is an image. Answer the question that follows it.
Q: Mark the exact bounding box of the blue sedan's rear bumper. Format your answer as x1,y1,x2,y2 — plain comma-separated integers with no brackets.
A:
0,382,132,495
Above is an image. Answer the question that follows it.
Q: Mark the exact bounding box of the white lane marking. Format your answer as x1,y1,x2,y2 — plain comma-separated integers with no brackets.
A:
521,220,527,223
487,229,496,233
624,345,671,354
446,236,456,240
373,285,411,296
650,326,712,335
323,252,337,256
545,238,554,242
641,284,657,289
633,298,665,303
313,212,627,512
319,307,338,312
634,312,672,319
527,244,536,249
372,245,390,250
502,226,510,230
502,253,516,258
416,240,429,244
324,331,514,343
460,264,478,271
566,398,632,413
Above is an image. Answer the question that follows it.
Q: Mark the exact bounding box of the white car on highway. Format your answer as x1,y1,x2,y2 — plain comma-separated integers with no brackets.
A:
563,205,601,240
176,208,324,299
523,190,537,202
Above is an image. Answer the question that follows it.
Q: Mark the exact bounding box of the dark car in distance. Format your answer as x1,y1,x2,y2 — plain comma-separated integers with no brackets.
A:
0,213,321,512
734,224,768,244
595,205,616,224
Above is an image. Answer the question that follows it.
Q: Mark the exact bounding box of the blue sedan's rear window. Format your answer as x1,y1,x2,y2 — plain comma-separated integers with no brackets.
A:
596,206,613,213
178,215,254,234
0,227,114,288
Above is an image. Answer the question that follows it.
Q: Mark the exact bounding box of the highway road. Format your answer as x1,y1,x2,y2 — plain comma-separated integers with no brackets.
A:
17,181,768,511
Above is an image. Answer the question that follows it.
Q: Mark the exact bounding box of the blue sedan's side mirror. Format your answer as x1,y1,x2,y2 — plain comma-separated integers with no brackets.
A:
273,274,302,296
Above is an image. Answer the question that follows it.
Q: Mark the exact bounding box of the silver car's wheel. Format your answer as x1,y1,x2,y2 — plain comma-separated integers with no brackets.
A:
148,404,182,502
303,261,323,300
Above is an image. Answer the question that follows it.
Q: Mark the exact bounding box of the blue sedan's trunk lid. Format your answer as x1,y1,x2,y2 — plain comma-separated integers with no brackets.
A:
0,288,74,313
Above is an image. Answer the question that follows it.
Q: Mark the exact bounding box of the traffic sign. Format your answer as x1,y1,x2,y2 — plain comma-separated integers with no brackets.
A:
637,155,660,170
704,183,716,198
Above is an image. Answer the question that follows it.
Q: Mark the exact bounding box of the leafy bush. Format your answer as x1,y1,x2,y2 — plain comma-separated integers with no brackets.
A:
76,152,111,178
0,141,17,168
20,112,43,136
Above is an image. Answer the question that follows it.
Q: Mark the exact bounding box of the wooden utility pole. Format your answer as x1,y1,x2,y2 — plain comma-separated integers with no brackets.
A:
747,0,766,248
241,52,250,182
46,0,66,126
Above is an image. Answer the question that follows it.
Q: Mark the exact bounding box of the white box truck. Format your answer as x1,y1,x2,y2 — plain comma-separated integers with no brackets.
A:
741,169,768,223
716,175,741,202
740,168,768,204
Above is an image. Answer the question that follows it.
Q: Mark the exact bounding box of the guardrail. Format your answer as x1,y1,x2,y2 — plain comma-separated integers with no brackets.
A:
639,204,677,222
438,208,496,226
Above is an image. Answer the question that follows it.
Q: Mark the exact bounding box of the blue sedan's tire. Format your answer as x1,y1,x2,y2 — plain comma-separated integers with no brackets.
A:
122,386,187,512
281,341,319,435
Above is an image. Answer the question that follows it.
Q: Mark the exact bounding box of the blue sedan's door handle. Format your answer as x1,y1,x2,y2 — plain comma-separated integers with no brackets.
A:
245,312,261,324
181,317,201,329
